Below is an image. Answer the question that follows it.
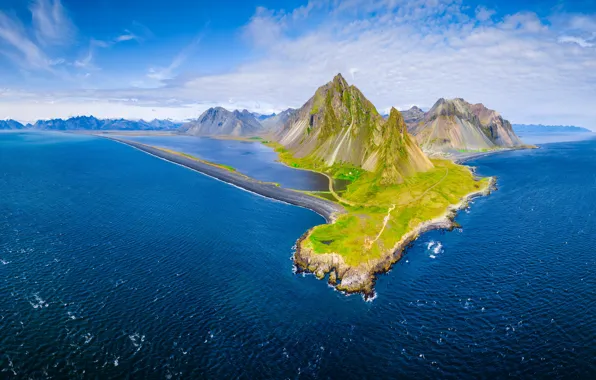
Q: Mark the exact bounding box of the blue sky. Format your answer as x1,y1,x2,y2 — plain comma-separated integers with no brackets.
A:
0,0,595,129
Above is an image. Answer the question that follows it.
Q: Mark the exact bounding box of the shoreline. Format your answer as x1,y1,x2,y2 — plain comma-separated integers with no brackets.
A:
103,134,497,300
104,137,345,223
452,145,538,164
294,176,497,299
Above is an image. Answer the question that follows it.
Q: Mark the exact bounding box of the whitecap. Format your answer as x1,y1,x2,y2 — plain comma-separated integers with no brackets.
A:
29,294,48,309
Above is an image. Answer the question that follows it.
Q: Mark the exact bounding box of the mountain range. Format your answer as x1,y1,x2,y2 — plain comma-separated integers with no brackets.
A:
1,117,182,131
179,108,263,136
179,107,296,136
276,74,433,183
0,120,26,130
406,98,523,153
513,124,592,134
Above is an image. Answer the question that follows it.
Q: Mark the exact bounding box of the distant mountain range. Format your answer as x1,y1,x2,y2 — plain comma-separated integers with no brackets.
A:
405,99,523,153
513,124,592,134
179,108,263,136
0,116,182,131
179,107,296,137
0,120,26,130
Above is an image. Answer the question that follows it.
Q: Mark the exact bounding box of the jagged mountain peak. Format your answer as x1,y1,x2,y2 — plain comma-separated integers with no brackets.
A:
385,107,407,134
276,75,433,184
410,98,523,152
182,106,262,137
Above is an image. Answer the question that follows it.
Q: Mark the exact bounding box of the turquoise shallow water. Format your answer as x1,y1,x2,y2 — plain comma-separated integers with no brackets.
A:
1,131,595,378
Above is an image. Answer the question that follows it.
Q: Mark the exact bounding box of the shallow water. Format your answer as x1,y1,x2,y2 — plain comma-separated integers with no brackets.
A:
1,132,595,378
117,135,330,191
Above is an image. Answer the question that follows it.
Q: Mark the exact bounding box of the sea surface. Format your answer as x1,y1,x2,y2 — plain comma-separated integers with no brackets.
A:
1,131,595,378
115,135,332,191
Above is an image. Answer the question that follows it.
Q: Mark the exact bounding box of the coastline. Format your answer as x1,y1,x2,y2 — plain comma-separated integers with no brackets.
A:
294,177,496,299
452,145,538,164
104,136,345,223
103,134,497,299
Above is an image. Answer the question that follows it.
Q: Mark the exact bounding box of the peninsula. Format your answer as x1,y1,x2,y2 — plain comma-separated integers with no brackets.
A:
104,74,526,299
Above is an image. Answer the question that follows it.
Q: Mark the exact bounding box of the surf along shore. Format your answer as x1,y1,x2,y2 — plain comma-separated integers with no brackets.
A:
108,135,497,299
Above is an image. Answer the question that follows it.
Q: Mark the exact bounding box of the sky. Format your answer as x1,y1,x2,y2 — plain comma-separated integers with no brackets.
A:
0,0,595,129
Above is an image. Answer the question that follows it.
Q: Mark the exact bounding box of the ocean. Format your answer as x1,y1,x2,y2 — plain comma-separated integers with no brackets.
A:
1,131,595,378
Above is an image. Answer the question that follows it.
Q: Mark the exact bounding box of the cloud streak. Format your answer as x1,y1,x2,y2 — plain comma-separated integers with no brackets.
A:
30,0,76,45
0,0,594,129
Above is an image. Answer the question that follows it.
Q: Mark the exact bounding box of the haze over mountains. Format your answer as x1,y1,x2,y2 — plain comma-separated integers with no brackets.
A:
179,107,296,136
0,117,182,131
513,124,593,134
2,73,534,158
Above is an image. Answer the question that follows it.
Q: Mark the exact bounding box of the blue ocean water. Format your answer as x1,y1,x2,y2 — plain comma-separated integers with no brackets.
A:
1,131,595,378
116,135,330,191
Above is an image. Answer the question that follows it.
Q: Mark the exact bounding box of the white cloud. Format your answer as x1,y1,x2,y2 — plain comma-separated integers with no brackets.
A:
475,6,496,22
1,0,595,130
558,35,594,48
30,0,76,45
147,33,204,82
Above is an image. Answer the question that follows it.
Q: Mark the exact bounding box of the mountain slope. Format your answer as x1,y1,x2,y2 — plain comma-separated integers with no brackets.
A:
401,106,425,128
409,98,523,152
259,108,296,132
276,74,432,183
180,107,262,136
0,120,25,130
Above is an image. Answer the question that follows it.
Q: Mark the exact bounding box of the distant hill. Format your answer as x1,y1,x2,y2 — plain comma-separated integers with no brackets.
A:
400,106,425,126
276,73,433,184
408,98,523,153
180,107,262,137
251,112,276,121
513,124,592,134
29,116,182,131
0,120,25,130
259,108,296,132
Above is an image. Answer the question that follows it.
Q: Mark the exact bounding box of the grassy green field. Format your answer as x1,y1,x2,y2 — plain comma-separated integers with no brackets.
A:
265,141,488,267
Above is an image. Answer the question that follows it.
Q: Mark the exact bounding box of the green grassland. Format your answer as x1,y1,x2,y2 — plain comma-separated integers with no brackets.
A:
265,141,488,267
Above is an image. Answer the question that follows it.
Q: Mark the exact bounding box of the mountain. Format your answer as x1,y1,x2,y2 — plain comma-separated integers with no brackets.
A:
0,120,25,130
401,106,425,127
259,108,296,132
180,107,262,136
31,116,103,130
276,74,433,183
30,116,181,131
409,98,523,152
513,124,592,134
251,112,276,121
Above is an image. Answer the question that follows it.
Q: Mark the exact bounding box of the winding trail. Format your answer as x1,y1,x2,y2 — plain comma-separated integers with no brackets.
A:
366,167,450,248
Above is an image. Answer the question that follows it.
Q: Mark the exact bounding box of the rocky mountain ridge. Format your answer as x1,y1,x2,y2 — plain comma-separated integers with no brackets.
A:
275,73,433,183
407,98,523,152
